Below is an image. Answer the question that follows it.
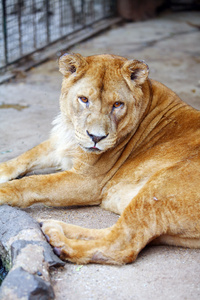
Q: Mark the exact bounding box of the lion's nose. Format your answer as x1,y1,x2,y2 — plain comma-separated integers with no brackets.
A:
86,130,108,144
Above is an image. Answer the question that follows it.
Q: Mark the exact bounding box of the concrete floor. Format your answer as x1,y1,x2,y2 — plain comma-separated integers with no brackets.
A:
0,10,200,300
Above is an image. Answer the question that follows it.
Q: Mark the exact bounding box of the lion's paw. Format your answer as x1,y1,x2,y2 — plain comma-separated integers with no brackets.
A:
0,170,11,184
0,177,9,184
39,220,103,264
39,220,67,257
0,162,14,183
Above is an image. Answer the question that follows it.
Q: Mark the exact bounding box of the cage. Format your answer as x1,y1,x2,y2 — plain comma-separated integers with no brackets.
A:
0,0,116,72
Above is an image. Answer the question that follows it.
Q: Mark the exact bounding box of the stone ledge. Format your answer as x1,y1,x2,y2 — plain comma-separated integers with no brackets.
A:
0,205,65,300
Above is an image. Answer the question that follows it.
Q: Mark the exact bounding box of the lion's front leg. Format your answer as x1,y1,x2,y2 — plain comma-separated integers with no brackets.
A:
40,220,122,264
0,171,101,207
40,221,141,265
39,220,112,240
40,179,189,265
0,140,56,183
40,196,164,265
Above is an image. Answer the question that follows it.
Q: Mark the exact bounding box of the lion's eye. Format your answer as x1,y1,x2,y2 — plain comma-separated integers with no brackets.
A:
113,102,124,109
79,96,88,104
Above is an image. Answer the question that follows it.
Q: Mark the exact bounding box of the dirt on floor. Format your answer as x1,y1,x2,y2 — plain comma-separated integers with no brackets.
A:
0,10,200,300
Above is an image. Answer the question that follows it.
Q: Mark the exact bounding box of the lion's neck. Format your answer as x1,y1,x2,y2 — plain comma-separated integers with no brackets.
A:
92,80,187,186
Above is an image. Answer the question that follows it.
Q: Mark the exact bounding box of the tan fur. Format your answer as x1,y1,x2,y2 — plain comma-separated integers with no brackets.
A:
1,53,200,264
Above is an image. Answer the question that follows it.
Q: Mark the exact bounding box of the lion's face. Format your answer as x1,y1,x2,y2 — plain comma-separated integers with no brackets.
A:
59,54,150,153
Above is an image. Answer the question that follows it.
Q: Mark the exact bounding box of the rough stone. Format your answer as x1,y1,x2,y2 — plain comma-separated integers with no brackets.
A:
0,205,40,244
0,267,54,300
0,205,64,299
11,240,65,268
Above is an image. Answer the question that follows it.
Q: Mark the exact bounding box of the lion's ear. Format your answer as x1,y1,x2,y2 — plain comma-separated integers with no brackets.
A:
122,60,149,85
59,53,88,76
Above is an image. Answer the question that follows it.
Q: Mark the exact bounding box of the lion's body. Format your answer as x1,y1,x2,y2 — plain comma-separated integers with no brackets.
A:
1,54,200,264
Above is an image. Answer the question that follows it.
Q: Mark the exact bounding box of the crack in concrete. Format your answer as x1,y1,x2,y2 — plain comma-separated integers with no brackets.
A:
120,28,198,52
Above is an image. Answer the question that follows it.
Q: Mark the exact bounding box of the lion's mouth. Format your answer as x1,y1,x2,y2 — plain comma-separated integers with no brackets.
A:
88,146,101,152
91,145,99,150
79,144,102,153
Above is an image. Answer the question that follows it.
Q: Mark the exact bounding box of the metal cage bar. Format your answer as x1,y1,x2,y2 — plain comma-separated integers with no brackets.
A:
0,0,116,71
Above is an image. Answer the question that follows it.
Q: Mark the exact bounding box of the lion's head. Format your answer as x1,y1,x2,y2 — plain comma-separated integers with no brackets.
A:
59,53,150,153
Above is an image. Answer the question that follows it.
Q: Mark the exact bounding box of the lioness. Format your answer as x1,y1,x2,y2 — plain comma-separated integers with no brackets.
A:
0,53,200,265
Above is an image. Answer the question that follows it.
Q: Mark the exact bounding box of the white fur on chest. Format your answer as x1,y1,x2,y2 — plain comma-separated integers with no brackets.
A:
50,114,78,170
101,179,148,215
